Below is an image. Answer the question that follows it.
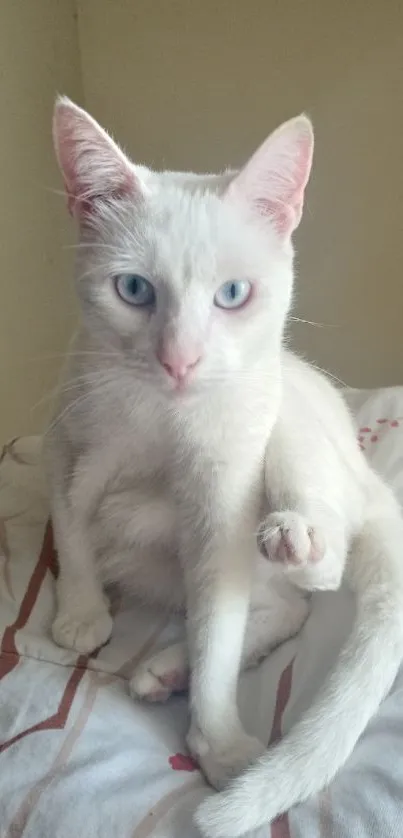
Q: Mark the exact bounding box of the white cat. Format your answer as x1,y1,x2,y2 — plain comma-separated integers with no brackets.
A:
44,97,403,837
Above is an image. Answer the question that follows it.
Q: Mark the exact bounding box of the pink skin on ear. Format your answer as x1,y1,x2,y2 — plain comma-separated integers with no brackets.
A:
226,115,314,238
53,96,140,219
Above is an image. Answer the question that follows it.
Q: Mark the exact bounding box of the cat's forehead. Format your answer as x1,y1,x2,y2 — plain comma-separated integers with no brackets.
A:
150,185,231,250
103,183,273,283
89,181,280,289
149,189,223,285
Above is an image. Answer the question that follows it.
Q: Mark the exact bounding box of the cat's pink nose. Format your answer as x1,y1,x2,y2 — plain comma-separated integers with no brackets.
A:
157,348,201,384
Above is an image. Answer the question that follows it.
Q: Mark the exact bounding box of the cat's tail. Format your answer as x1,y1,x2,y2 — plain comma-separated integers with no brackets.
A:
195,505,403,837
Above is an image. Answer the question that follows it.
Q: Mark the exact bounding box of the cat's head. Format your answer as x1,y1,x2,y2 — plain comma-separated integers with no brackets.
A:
53,97,313,393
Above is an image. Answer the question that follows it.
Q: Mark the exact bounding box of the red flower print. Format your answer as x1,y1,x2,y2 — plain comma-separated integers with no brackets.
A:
169,752,199,772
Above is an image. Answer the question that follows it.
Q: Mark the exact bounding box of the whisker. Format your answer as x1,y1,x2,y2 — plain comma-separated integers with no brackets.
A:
31,371,118,414
44,381,118,436
64,242,117,252
289,316,339,329
27,349,122,364
309,363,347,388
76,262,116,281
30,387,60,415
31,182,67,200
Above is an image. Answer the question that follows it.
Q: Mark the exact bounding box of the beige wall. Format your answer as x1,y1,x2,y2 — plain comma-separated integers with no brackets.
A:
0,0,82,443
77,0,403,389
1,1,402,442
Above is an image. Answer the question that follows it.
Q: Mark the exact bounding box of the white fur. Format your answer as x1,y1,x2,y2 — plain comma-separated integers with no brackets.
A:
45,98,403,836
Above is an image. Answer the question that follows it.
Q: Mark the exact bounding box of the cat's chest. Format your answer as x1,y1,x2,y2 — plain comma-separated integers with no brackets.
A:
93,390,171,474
90,379,271,498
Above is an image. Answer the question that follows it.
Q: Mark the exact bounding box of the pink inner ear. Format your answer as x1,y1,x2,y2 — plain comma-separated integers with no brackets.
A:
256,200,293,237
65,172,136,218
227,116,314,237
272,132,312,234
54,98,138,219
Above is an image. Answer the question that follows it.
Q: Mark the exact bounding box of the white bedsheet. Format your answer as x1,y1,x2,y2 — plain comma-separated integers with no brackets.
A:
0,386,403,838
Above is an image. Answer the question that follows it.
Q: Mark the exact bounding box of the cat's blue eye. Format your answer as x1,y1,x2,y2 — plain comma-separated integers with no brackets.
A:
115,274,156,307
214,280,252,310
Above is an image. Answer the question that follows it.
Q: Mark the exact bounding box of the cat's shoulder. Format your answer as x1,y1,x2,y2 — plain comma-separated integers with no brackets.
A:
281,349,353,423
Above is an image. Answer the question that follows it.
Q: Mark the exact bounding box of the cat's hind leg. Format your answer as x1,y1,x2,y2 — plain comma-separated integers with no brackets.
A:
130,583,308,703
130,641,189,702
242,582,309,668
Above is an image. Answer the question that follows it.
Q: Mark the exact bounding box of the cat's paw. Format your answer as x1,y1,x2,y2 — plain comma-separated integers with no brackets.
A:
258,511,325,568
130,643,188,702
52,604,113,655
187,723,264,791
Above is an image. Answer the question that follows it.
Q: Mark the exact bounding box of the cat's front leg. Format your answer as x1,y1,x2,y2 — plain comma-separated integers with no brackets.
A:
49,462,113,655
186,717,265,791
184,538,266,789
257,509,345,591
178,468,265,789
258,418,350,593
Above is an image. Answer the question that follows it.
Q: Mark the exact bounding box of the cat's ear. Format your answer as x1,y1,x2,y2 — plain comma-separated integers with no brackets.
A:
53,96,147,218
226,115,313,238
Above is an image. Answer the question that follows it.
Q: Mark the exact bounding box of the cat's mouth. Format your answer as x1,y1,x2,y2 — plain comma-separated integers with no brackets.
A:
165,373,197,395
